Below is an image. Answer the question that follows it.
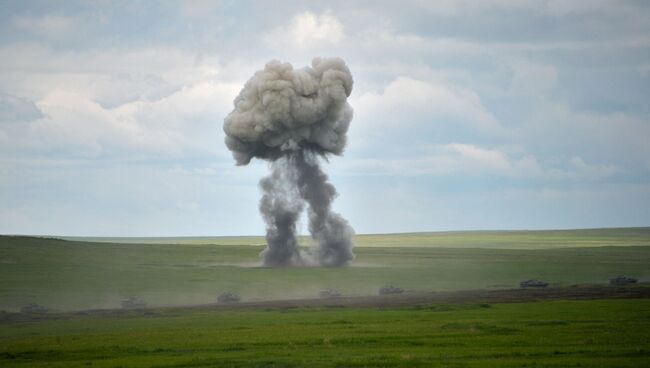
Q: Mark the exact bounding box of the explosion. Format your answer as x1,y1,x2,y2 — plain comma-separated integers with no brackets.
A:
223,57,354,266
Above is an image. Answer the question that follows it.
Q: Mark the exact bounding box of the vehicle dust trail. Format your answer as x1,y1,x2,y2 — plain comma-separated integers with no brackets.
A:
5,285,648,322
223,58,355,267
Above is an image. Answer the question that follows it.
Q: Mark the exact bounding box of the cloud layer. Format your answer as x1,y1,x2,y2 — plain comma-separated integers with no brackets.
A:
1,1,648,235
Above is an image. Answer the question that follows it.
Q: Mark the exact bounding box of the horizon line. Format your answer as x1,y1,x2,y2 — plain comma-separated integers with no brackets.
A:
3,225,649,239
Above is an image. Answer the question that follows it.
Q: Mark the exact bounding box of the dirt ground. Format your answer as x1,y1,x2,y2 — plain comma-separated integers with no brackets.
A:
198,284,650,311
3,284,648,323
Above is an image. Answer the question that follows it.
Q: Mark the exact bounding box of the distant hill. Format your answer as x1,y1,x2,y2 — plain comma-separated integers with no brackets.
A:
50,227,650,249
1,229,648,312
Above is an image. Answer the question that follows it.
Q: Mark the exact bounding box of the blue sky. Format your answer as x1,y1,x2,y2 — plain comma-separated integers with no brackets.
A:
0,0,648,236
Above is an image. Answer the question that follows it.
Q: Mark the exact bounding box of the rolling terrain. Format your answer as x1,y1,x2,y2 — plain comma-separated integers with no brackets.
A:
62,227,650,248
1,228,649,367
1,228,649,311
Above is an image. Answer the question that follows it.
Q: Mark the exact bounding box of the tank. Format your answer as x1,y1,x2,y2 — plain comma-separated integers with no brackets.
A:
609,275,638,285
319,289,342,299
121,296,147,309
20,303,48,314
217,292,241,303
379,286,404,295
519,279,549,288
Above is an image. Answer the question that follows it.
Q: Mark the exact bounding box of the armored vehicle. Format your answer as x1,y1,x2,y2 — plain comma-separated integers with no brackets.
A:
379,286,404,295
121,296,147,309
20,303,48,314
217,292,241,303
319,289,342,299
519,279,549,288
609,275,638,285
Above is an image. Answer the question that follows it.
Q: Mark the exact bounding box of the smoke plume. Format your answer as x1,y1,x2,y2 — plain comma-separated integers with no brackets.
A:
223,57,354,267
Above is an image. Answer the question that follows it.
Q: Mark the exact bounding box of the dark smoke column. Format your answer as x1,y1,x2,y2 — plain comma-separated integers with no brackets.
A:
223,57,355,267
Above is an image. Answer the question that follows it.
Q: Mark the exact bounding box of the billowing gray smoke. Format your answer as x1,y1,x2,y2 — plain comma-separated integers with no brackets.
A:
223,57,354,267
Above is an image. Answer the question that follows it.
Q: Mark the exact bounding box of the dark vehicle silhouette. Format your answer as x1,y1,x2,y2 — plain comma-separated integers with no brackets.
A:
319,289,342,299
520,279,549,288
217,292,241,303
20,303,48,314
609,275,638,286
121,296,147,309
379,286,404,295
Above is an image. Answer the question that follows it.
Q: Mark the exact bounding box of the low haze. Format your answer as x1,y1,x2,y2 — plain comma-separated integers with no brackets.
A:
1,1,649,236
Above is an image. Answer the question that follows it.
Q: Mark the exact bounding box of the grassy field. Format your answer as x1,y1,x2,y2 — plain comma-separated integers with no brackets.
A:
1,228,649,311
1,228,649,367
62,227,650,248
1,299,649,367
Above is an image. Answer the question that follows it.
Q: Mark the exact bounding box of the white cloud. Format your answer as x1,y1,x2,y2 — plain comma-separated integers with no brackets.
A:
444,143,541,176
0,44,218,78
409,0,625,16
12,15,77,40
337,143,620,182
338,143,540,177
265,11,344,49
179,0,223,19
1,79,239,160
1,1,648,235
0,93,43,123
0,44,231,114
507,60,558,96
566,156,620,180
353,22,649,67
519,99,650,169
0,43,244,160
0,163,264,236
353,76,507,136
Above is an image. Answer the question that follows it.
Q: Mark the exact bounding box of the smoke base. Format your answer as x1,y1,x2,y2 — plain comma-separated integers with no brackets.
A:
260,151,354,267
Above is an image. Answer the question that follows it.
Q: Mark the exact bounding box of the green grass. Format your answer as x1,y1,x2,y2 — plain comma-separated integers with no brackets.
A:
1,229,649,366
1,299,649,367
1,231,650,311
62,227,650,248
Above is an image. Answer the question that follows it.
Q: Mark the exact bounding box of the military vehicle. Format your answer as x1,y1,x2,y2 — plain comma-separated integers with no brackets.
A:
121,296,147,309
20,303,48,314
519,279,549,288
319,289,342,298
217,292,241,303
379,286,404,295
609,275,638,285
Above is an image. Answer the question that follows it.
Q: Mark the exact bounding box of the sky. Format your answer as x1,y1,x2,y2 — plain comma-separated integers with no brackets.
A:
0,0,649,236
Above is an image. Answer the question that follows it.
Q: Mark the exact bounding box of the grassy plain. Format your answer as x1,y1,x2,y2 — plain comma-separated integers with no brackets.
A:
1,228,649,367
1,228,650,311
63,227,650,248
1,299,649,367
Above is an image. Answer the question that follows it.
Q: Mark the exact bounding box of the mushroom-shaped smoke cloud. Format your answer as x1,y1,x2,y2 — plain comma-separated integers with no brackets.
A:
224,57,353,164
223,57,354,267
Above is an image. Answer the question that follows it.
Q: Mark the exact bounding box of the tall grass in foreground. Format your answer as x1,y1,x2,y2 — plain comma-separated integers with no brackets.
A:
1,299,649,367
